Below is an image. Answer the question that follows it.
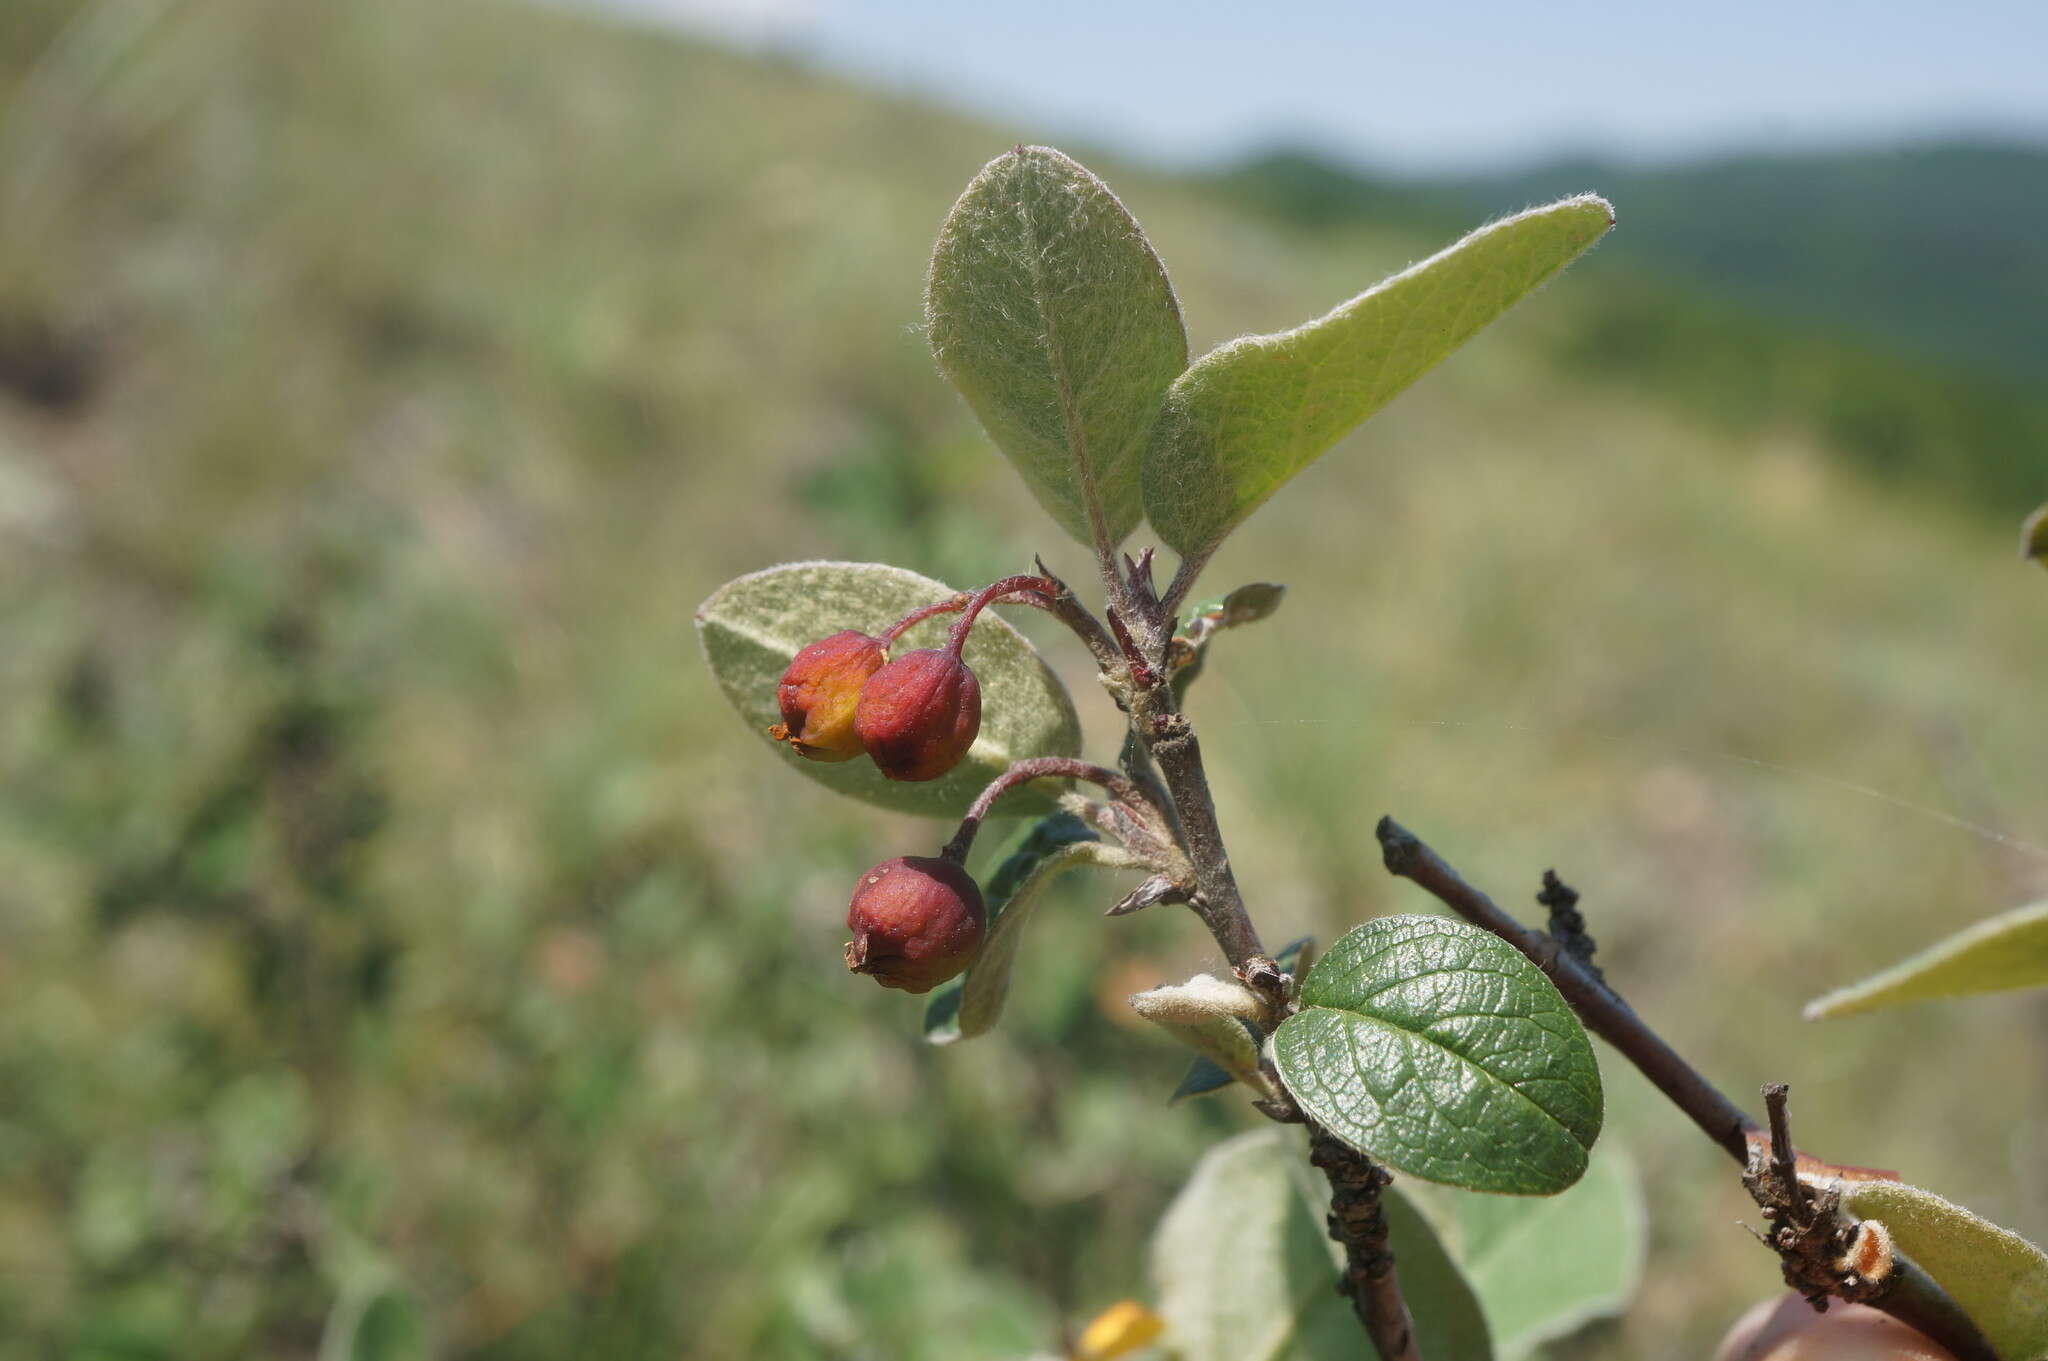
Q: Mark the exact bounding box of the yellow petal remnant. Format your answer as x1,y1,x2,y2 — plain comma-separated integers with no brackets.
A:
1073,1300,1165,1361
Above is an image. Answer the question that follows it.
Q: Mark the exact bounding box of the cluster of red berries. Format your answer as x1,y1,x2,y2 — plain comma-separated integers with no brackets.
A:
772,582,1049,993
768,628,980,782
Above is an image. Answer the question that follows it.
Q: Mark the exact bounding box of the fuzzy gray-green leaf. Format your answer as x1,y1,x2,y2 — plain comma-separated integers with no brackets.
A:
1272,915,1602,1195
927,146,1187,549
696,561,1080,818
1144,196,1613,560
1454,1149,1646,1357
1840,1180,2048,1361
1150,1128,1491,1361
1806,900,2048,1020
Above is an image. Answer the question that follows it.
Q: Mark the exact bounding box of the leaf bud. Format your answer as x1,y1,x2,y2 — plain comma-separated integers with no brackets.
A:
769,630,886,762
844,855,986,993
855,648,981,781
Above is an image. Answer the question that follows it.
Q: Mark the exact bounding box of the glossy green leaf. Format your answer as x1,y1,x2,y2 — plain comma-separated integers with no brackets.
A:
696,561,1081,818
2025,502,2048,568
1150,1128,1491,1361
1841,1180,2048,1361
1273,915,1603,1195
927,146,1186,549
1452,1149,1645,1358
1144,195,1614,561
1805,900,2048,1020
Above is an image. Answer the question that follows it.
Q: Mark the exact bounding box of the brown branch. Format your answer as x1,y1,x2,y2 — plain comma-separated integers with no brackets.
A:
1375,816,2000,1361
1310,1126,1424,1361
1376,816,1756,1160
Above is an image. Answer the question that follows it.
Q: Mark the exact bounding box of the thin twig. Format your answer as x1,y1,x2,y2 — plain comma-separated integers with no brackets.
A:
1376,816,1756,1160
1309,1126,1424,1361
1375,816,2000,1361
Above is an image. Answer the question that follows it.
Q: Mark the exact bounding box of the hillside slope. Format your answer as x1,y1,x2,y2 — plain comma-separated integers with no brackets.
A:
1,4,2045,1360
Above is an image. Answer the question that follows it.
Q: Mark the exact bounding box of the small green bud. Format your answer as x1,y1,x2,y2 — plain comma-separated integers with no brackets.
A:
769,630,886,762
844,856,986,993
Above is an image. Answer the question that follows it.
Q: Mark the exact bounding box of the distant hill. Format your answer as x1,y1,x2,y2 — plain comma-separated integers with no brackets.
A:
1211,141,2048,516
1448,140,2048,387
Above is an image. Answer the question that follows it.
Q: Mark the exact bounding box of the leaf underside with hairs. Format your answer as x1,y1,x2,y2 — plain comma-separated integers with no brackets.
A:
1840,1179,2048,1361
1805,900,2048,1020
1144,195,1614,561
1149,1128,1492,1361
696,561,1081,819
927,145,1187,549
1450,1149,1647,1358
1273,915,1602,1195
925,813,1137,1043
1167,935,1314,1102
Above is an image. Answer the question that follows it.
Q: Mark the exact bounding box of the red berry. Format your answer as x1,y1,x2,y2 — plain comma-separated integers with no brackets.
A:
770,630,886,762
844,856,986,993
855,649,981,781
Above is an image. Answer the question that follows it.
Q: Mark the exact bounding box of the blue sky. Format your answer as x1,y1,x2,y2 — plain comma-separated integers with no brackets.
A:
587,0,2048,170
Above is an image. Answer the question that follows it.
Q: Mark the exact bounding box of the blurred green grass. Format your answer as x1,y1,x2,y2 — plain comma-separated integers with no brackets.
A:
1,2,2045,1358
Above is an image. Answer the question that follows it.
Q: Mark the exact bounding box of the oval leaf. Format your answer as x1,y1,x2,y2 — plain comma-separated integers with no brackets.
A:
1453,1149,1646,1358
1841,1180,2048,1361
1144,195,1614,561
1150,1128,1491,1361
1806,900,2048,1020
1129,974,1274,1097
696,561,1082,818
1273,915,1603,1195
927,146,1188,549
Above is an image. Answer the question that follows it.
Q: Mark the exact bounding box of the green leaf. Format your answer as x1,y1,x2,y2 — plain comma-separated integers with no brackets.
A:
1805,900,2048,1020
1149,1128,1491,1361
924,813,1142,1043
927,146,1187,549
2025,502,2048,569
322,1288,427,1361
1272,915,1603,1195
1165,936,1315,1102
1144,196,1614,561
1452,1150,1646,1358
1129,974,1275,1097
696,561,1082,819
1168,1055,1237,1104
1840,1180,2048,1361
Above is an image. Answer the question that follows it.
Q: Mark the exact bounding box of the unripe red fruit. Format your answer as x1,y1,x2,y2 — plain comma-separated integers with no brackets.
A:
855,648,981,781
844,856,986,993
770,630,886,762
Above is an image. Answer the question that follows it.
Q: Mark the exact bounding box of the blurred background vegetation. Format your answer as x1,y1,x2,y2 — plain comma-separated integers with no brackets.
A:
1,1,2045,1357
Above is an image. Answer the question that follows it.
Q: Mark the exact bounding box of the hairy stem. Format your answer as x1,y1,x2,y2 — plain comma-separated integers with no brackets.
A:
1310,1127,1424,1361
942,757,1142,863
